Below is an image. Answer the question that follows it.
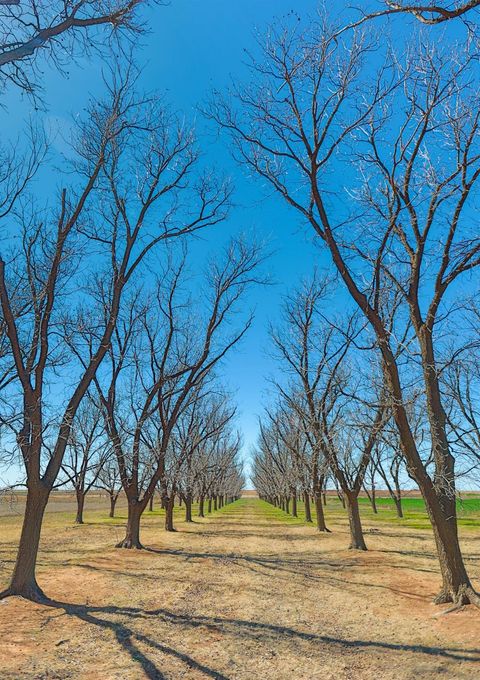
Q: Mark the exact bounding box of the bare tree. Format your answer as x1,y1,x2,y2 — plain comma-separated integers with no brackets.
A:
95,239,261,548
0,66,231,600
0,0,153,97
211,21,480,605
59,398,110,524
96,459,122,517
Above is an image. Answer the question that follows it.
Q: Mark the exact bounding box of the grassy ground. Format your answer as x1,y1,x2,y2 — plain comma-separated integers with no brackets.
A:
0,494,479,679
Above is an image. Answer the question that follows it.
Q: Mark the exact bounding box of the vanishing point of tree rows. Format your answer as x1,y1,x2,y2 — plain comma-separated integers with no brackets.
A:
1,1,480,612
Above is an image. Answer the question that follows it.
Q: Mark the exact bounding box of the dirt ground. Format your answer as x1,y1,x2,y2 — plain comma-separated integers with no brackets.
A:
0,495,479,679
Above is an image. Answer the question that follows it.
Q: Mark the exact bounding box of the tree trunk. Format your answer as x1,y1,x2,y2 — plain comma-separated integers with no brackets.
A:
1,484,49,601
322,491,327,506
185,493,193,522
285,496,290,514
304,491,312,522
314,491,329,532
345,492,367,551
213,496,218,511
109,493,117,518
394,496,403,518
291,492,297,517
116,499,144,549
198,496,205,517
165,496,175,532
208,497,212,513
75,489,85,524
149,494,154,512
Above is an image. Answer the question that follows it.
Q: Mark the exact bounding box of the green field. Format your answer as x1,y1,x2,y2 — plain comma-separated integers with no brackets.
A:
267,495,480,531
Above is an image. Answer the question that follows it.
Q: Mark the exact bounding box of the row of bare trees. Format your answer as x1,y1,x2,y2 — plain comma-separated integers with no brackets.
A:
0,62,258,599
58,388,244,530
226,13,480,607
1,0,480,607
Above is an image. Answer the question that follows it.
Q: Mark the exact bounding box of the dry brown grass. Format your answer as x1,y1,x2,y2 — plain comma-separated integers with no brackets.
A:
0,496,479,679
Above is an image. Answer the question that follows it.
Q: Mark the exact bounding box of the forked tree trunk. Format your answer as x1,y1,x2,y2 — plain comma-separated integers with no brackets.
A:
185,494,193,522
116,499,144,549
109,493,117,518
314,491,329,532
165,496,175,532
198,496,205,517
75,489,85,524
345,492,367,551
304,491,312,522
1,484,49,601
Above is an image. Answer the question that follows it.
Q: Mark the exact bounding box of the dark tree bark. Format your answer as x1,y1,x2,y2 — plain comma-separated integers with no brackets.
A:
185,493,193,522
314,491,329,533
109,492,118,518
75,489,85,524
198,495,205,517
0,483,49,601
116,499,145,549
345,492,367,551
304,491,312,522
165,496,175,532
291,492,297,517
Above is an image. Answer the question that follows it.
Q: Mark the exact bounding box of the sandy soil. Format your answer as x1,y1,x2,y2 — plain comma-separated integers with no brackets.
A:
0,496,479,679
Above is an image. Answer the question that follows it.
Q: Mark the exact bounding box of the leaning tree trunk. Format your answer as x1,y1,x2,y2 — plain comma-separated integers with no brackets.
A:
304,491,312,522
75,489,85,524
1,483,50,601
394,496,403,518
165,496,175,532
314,491,329,532
116,498,145,549
185,493,193,522
345,491,367,551
198,496,205,517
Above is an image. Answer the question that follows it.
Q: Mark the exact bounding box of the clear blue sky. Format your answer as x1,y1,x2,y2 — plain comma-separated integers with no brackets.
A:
1,1,466,484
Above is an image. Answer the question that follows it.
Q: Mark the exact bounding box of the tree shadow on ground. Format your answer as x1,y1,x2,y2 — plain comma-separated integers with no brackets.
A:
42,598,480,680
68,547,444,602
43,598,230,680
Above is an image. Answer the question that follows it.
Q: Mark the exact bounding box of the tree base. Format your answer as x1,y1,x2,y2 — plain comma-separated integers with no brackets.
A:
434,585,480,610
0,580,49,603
348,544,368,551
115,539,144,549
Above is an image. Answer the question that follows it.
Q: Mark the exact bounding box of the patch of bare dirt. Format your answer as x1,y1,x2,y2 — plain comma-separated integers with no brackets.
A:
0,499,479,679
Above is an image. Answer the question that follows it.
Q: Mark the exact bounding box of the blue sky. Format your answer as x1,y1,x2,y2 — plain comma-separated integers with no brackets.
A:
1,1,470,485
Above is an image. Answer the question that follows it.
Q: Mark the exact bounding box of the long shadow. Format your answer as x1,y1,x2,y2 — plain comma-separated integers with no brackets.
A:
44,599,229,680
44,599,480,664
138,547,444,600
